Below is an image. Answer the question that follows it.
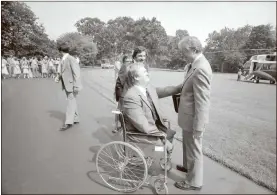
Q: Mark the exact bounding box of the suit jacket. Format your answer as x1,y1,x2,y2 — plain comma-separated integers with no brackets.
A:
178,54,212,132
60,54,82,92
122,84,182,144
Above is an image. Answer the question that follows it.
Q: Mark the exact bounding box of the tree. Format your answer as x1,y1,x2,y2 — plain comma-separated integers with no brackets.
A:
204,26,251,72
165,29,190,69
244,24,276,59
75,16,170,67
1,1,58,57
176,29,189,41
56,32,98,66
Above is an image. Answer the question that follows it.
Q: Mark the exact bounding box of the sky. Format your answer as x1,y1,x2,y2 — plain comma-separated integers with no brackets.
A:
25,1,276,46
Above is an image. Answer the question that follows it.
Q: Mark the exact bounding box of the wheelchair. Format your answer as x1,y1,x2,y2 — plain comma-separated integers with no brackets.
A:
95,110,173,194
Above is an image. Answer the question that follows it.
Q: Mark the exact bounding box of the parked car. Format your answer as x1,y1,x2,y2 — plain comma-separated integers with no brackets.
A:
101,63,114,69
100,59,114,69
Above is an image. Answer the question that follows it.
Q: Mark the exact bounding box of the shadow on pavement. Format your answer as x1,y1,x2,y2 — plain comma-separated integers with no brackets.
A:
89,145,101,162
87,170,112,190
92,117,122,144
48,110,65,123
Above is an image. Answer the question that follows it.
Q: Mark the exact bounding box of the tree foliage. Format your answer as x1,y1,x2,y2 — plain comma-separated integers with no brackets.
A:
56,32,97,66
1,1,59,57
204,24,275,72
2,3,275,71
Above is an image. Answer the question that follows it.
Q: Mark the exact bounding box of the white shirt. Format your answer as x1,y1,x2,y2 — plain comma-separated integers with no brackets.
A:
62,53,69,61
135,85,147,97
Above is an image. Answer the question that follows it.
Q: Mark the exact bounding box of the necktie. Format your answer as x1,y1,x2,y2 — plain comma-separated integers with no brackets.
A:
146,89,159,122
187,63,192,73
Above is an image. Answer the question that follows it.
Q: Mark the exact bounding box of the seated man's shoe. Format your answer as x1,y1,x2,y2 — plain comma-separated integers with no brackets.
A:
176,164,188,173
74,122,80,125
59,124,73,131
174,181,202,191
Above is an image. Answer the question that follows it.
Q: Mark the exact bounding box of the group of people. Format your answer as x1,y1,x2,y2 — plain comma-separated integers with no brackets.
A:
53,35,212,191
112,36,212,191
1,56,61,79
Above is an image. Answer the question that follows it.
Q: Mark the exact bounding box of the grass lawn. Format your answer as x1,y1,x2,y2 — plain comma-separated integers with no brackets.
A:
86,69,276,192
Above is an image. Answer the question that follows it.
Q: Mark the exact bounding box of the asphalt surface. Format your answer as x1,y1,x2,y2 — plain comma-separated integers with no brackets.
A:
1,68,273,194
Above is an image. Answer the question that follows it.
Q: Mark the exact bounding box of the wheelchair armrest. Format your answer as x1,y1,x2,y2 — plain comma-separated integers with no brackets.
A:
126,132,166,138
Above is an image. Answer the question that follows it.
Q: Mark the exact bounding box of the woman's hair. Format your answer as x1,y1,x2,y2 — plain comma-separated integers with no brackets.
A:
122,56,128,64
122,55,133,64
132,46,147,60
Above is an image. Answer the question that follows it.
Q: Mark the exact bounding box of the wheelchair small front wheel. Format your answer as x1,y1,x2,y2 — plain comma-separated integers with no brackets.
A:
159,158,172,171
154,179,168,194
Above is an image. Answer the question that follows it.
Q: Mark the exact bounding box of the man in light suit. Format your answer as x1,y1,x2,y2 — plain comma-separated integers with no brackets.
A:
55,43,83,131
174,36,212,190
122,63,182,154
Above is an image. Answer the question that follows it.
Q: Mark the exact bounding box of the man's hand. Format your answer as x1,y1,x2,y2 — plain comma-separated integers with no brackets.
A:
193,130,203,139
54,75,60,83
73,86,80,94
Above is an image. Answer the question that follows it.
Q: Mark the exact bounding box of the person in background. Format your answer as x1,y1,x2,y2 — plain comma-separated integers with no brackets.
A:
13,57,22,79
7,55,14,78
55,42,82,131
21,57,29,79
48,58,56,78
2,57,9,79
41,56,48,78
237,68,242,81
37,57,43,78
54,58,60,77
132,46,149,72
27,58,33,79
113,54,133,133
31,57,39,78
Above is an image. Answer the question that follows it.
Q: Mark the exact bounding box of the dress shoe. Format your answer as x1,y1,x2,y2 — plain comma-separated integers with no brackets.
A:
174,181,202,191
74,122,80,125
176,164,188,173
59,124,73,131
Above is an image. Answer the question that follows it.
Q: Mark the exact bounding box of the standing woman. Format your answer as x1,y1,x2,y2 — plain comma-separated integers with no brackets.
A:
1,57,9,79
37,57,43,78
21,57,29,79
27,58,33,79
41,56,48,78
113,54,133,133
13,57,22,79
31,57,38,78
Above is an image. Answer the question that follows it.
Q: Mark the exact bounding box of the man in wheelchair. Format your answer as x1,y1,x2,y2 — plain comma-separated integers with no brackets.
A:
122,63,182,158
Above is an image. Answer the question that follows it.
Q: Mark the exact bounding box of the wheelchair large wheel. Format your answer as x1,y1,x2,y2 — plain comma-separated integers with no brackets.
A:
96,141,148,193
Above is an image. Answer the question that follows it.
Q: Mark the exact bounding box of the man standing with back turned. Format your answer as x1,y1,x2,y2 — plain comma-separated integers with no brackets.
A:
174,36,212,191
55,42,83,131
